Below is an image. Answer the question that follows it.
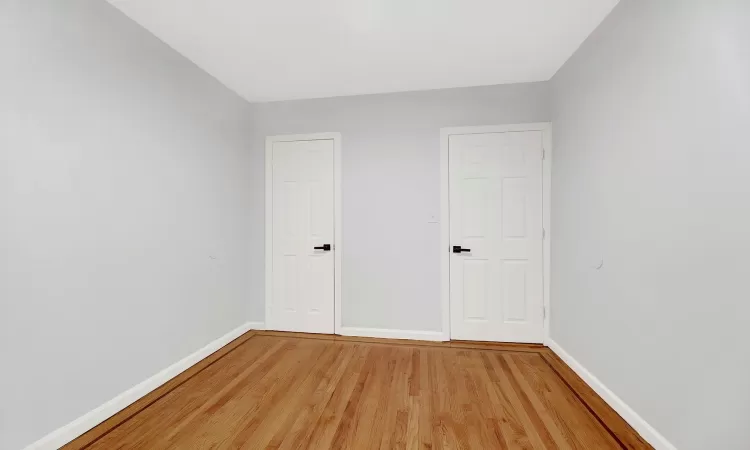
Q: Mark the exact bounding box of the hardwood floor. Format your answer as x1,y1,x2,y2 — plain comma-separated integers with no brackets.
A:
64,331,652,449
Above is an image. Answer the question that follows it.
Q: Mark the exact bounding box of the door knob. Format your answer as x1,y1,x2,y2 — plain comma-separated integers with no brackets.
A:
314,244,332,251
452,246,471,253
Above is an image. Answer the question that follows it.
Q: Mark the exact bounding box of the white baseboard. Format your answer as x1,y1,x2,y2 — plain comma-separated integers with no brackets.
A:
546,339,676,450
24,321,255,450
245,321,265,330
27,324,669,449
338,326,445,342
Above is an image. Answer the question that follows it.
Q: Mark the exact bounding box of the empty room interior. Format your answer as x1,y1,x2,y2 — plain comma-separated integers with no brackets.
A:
2,0,749,449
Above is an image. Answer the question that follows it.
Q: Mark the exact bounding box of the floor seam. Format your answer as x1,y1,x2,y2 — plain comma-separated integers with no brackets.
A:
539,352,628,450
76,332,258,449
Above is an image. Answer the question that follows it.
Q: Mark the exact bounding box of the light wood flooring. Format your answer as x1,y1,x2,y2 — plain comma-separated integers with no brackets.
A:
64,331,652,449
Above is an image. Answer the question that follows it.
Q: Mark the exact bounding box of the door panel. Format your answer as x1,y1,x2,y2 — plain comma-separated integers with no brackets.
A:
449,131,544,343
462,259,489,320
271,139,334,333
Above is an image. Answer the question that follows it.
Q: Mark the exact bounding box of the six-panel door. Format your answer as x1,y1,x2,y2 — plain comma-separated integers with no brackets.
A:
270,139,335,333
449,131,544,343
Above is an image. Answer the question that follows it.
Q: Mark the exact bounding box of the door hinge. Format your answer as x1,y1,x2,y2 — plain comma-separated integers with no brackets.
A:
542,228,546,240
542,148,546,160
543,306,547,320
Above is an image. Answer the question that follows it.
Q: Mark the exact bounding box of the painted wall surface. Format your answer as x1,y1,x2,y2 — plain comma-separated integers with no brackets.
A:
551,0,750,448
251,83,551,331
0,1,257,448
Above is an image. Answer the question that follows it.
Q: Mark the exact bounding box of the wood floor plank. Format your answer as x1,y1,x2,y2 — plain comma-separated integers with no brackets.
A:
350,346,395,449
227,341,342,448
61,330,258,450
540,348,654,450
221,339,332,448
81,333,277,449
461,351,507,450
502,354,576,449
162,338,297,447
417,348,434,450
517,354,621,448
486,352,553,449
329,345,383,449
272,343,356,450
377,347,410,450
66,333,652,449
306,344,372,450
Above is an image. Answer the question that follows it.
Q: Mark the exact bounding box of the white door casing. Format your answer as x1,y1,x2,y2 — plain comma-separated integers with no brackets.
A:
447,129,546,343
265,134,341,334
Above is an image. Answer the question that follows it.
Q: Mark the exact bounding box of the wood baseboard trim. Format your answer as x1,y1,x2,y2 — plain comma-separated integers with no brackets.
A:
338,326,445,341
25,323,257,450
257,330,546,353
544,339,673,450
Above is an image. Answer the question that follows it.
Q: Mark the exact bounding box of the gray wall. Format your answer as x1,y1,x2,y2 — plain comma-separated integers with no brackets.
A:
0,1,257,448
251,83,551,331
551,0,750,448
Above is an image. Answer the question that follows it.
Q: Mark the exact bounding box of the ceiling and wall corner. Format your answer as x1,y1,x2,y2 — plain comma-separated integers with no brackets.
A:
106,0,619,102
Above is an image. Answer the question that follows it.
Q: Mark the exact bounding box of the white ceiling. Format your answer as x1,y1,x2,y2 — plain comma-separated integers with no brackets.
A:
109,0,619,102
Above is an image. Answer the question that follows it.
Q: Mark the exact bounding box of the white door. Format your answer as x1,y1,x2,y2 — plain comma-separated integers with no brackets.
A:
269,138,335,333
449,131,544,343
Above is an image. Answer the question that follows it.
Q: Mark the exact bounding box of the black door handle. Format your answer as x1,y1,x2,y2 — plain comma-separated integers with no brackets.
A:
452,246,471,253
314,244,332,251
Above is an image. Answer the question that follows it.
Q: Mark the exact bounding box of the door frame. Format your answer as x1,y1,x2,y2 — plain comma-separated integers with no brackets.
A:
265,132,343,334
440,123,552,343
